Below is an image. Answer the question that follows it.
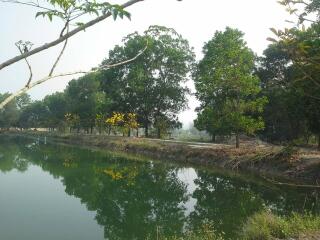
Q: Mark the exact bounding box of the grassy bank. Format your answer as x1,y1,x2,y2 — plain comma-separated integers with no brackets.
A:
2,130,320,184
241,211,320,240
161,211,320,240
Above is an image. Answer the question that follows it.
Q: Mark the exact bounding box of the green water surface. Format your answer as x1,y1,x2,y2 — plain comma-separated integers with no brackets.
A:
0,137,319,240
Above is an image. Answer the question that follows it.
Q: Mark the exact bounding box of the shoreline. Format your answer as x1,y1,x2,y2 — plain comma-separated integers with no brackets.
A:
3,131,320,184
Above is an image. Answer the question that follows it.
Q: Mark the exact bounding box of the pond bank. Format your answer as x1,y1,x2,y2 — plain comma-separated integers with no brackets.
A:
3,131,320,184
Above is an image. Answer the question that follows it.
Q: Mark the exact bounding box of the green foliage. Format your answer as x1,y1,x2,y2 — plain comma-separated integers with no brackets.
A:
7,26,193,136
241,211,320,240
0,93,31,129
0,93,20,129
43,92,68,129
153,114,182,138
65,73,106,132
100,25,194,137
194,27,267,147
259,26,320,147
34,0,131,24
18,100,49,128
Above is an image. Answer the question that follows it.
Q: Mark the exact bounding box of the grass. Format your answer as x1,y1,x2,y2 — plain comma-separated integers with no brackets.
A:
241,211,320,240
153,222,225,240
156,211,320,240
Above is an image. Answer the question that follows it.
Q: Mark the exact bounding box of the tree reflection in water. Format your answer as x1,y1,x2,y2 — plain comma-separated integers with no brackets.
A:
0,137,319,239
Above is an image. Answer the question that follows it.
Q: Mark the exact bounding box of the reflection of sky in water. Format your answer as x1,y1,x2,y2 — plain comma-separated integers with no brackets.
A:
177,168,198,216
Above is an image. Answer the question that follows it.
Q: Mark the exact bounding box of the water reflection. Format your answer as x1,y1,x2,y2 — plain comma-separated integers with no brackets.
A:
0,137,319,239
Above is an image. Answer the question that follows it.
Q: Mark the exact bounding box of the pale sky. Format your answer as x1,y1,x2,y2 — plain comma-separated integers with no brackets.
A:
0,0,292,126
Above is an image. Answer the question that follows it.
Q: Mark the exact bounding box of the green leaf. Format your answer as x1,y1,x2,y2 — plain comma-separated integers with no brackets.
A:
123,11,131,20
112,9,118,20
270,28,278,36
267,37,278,43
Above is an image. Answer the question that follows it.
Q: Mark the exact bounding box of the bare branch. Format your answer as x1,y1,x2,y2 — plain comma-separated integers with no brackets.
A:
49,24,70,76
0,0,144,71
24,56,33,87
0,0,56,11
59,18,69,37
98,44,148,70
15,42,33,87
0,45,147,110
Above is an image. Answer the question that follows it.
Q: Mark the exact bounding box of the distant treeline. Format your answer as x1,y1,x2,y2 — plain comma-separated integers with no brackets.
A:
0,24,319,148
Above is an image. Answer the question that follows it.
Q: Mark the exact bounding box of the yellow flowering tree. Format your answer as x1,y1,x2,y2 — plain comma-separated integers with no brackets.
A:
106,112,139,136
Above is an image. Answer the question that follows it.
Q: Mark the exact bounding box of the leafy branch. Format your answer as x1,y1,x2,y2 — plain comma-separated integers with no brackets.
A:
0,0,142,71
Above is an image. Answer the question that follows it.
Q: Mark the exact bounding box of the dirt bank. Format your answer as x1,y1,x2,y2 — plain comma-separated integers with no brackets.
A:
3,131,320,184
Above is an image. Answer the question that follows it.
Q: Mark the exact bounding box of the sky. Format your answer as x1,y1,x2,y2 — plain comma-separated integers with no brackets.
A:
0,0,293,127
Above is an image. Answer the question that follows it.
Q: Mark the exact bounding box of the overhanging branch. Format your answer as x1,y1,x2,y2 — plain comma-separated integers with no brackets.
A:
0,0,144,71
0,45,147,110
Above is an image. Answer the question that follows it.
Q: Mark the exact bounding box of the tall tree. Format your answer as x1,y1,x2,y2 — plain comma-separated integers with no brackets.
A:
194,27,267,148
100,25,195,138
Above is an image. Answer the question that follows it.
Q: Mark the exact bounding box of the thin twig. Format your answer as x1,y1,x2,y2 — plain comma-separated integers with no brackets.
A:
0,0,56,11
49,24,69,76
15,43,33,87
59,18,69,37
0,0,144,71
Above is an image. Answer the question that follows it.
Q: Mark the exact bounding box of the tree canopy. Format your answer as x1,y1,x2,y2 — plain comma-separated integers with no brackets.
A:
194,27,267,147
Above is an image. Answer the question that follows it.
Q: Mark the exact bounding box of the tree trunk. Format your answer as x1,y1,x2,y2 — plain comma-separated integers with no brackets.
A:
236,133,240,148
145,125,149,138
211,134,216,143
136,129,139,137
318,134,320,150
157,128,161,139
90,126,93,134
127,128,131,137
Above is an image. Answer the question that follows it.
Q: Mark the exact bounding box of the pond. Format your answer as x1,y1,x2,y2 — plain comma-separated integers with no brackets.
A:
0,136,319,240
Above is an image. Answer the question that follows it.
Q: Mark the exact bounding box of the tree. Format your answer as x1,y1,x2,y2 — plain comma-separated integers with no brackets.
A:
100,25,195,138
264,0,320,149
257,44,304,142
194,27,267,148
153,114,182,139
106,112,139,136
269,0,320,93
194,107,230,142
18,100,49,129
0,93,20,129
43,92,68,131
65,73,106,133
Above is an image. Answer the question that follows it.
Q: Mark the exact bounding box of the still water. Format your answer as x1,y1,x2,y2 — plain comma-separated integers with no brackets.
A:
0,137,319,240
